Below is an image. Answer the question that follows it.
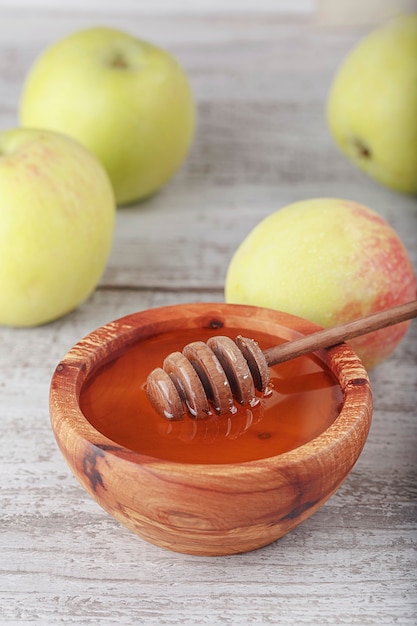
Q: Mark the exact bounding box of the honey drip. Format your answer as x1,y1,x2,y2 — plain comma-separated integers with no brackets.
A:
80,327,343,464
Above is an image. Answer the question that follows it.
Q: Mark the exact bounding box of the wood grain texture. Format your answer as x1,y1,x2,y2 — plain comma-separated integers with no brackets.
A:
1,7,417,625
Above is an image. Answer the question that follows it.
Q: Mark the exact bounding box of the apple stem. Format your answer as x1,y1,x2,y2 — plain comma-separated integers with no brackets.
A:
354,138,371,159
111,53,128,69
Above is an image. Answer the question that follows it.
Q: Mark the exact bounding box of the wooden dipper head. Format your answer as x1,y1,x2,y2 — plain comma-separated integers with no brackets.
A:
146,300,417,421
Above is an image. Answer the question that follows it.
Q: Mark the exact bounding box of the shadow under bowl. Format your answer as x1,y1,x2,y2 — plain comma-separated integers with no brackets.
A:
49,302,372,556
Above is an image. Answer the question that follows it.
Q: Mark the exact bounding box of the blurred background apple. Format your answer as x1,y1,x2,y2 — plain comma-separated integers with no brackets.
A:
19,27,196,206
327,14,417,194
225,198,416,369
0,128,115,327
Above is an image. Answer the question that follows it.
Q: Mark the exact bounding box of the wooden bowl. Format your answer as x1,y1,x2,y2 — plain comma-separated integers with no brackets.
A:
49,303,372,556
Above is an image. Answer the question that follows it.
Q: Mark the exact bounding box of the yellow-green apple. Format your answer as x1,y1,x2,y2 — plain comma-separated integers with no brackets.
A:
327,14,417,194
19,26,196,206
0,128,115,327
225,198,416,369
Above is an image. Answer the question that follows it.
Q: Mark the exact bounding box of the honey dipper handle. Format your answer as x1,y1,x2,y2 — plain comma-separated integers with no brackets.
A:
262,300,417,367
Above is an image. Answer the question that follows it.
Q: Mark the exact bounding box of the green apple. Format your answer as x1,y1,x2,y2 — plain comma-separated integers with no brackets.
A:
19,26,196,206
225,198,416,369
327,14,417,194
0,128,115,327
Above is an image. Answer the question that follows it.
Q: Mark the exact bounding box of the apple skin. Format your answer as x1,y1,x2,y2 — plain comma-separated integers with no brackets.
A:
19,27,196,206
327,14,417,194
0,128,115,327
225,198,416,369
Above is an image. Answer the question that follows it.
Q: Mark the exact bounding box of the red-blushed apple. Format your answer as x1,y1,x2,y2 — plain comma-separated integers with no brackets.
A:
0,128,115,327
19,26,196,206
225,198,416,369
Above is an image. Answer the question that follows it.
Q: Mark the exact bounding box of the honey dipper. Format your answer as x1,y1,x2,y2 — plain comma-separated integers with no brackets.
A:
146,300,417,421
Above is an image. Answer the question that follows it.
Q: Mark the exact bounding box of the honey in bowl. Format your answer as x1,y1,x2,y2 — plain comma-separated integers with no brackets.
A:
80,326,343,464
50,304,372,555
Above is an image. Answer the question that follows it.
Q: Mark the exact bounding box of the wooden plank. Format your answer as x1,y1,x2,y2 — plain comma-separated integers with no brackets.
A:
0,0,315,12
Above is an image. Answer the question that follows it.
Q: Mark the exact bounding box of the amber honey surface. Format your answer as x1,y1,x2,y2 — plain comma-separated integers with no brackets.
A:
79,326,343,464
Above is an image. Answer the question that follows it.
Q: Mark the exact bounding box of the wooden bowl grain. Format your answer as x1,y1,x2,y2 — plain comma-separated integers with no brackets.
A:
49,303,372,556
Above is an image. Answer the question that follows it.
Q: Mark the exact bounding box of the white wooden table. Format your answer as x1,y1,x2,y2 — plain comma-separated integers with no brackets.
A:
1,6,416,625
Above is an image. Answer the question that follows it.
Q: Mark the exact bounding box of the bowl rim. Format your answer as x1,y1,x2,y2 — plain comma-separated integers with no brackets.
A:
49,302,372,475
